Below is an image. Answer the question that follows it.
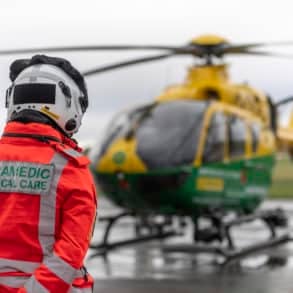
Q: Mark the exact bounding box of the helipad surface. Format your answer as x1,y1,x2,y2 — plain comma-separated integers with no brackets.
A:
88,199,293,293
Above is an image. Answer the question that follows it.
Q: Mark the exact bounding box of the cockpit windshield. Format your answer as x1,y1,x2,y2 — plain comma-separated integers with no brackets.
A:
96,103,155,159
136,100,208,169
96,100,208,169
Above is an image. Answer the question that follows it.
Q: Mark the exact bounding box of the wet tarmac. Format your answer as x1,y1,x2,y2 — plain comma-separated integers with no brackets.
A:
87,198,293,293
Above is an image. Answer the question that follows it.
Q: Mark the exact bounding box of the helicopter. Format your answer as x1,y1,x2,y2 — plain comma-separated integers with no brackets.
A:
2,34,293,262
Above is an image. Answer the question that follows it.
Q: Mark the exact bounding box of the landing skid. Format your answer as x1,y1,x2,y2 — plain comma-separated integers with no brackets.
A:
89,212,180,259
89,208,292,263
163,208,292,265
163,232,291,265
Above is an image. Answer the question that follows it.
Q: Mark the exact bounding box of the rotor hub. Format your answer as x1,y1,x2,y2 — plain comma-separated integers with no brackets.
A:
190,34,229,46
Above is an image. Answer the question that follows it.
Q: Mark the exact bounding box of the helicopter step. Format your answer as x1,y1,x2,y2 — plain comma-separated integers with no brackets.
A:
162,208,292,264
89,212,182,259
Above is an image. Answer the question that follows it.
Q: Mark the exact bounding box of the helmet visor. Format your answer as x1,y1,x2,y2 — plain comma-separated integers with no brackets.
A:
13,83,56,105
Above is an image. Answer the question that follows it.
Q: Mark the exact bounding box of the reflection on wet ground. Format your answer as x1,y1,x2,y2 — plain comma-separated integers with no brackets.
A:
88,199,293,292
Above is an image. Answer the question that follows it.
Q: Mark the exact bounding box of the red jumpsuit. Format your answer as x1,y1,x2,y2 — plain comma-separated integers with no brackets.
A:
0,121,97,293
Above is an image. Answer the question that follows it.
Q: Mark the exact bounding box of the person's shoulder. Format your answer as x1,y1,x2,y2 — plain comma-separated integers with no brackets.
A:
53,143,90,168
55,144,96,194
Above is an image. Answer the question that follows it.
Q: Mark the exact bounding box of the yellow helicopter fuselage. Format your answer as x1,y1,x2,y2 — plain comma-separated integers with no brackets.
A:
157,64,271,128
93,63,276,214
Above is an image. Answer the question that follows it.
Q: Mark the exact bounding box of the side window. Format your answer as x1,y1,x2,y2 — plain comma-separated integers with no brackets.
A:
229,116,246,159
251,123,261,153
203,112,226,163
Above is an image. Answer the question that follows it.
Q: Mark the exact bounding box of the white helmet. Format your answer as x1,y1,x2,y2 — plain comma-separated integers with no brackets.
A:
6,56,88,136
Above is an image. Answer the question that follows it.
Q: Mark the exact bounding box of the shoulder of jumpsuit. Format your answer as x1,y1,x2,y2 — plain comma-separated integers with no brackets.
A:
52,141,90,168
0,122,63,147
1,121,63,140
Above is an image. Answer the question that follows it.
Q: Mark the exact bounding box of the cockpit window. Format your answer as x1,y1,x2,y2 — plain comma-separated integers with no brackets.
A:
136,100,208,169
96,100,208,170
251,123,261,153
228,116,247,158
203,111,226,163
97,103,155,159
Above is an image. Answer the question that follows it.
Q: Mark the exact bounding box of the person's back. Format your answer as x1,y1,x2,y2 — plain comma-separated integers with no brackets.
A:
0,55,97,293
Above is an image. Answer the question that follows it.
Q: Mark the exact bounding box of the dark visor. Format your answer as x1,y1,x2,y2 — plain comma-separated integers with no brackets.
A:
13,83,56,104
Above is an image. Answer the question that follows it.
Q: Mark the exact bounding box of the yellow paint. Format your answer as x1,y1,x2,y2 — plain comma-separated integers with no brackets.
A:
97,138,146,173
40,107,60,120
258,129,276,156
197,177,224,192
191,34,229,45
156,65,271,128
194,103,216,167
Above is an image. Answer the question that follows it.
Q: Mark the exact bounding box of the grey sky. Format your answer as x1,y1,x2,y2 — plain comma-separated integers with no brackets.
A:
0,0,293,146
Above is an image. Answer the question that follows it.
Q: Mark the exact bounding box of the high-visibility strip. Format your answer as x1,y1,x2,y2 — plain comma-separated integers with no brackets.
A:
69,287,93,293
37,151,79,286
0,258,40,274
75,269,87,279
43,253,76,284
63,148,83,158
0,275,28,288
38,152,67,256
24,275,49,293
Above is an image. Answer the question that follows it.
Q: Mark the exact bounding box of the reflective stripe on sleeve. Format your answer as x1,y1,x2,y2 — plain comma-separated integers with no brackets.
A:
38,152,79,285
43,253,76,285
24,275,49,293
0,258,40,274
63,149,83,158
0,275,29,288
38,152,67,256
69,287,93,293
0,276,29,288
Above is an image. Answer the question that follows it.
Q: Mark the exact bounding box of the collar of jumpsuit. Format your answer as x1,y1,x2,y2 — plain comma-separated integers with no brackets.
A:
2,121,83,152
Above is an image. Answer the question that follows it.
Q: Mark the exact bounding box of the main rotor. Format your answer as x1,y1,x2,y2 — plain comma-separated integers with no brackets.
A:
0,34,293,76
188,34,231,64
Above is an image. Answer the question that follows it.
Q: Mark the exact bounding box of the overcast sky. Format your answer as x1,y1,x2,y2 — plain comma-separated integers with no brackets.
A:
0,0,293,146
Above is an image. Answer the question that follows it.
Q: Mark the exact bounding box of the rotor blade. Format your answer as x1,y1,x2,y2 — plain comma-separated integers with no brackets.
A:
82,53,175,77
219,41,293,55
0,45,183,55
275,96,293,107
2,40,293,56
227,50,293,58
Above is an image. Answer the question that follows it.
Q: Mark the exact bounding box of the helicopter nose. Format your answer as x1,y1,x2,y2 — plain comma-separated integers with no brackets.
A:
96,138,147,173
